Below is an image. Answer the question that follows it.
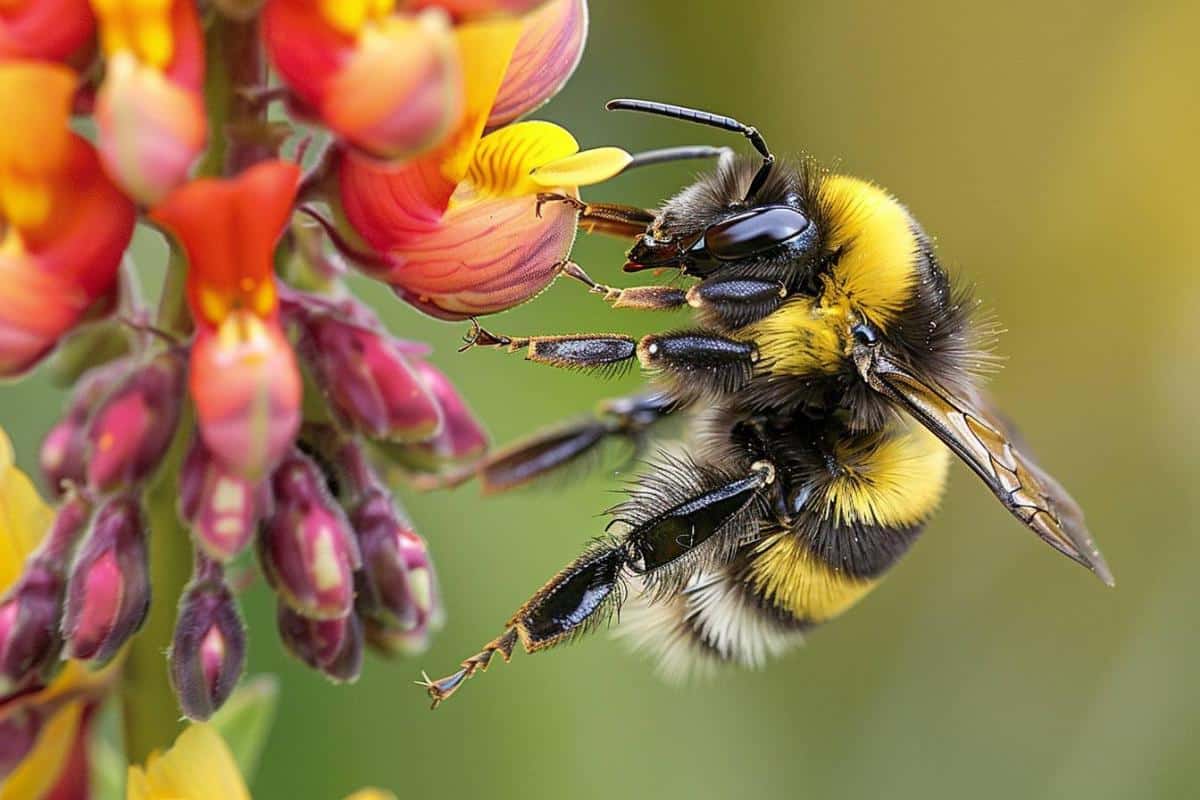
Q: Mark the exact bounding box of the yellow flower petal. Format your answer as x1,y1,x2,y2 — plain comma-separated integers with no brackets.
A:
0,426,53,592
127,723,251,800
530,146,633,189
439,17,524,185
0,702,83,800
463,120,579,199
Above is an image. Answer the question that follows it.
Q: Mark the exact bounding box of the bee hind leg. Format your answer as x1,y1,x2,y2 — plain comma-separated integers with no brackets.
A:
419,458,777,708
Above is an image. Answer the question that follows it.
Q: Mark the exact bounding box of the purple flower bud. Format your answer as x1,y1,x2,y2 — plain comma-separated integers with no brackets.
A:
276,604,363,684
259,452,361,620
296,312,442,443
409,360,488,461
0,707,42,778
0,560,64,694
361,525,444,657
169,577,246,721
350,491,419,631
179,437,268,562
40,359,131,495
39,419,86,497
85,352,185,491
62,496,150,663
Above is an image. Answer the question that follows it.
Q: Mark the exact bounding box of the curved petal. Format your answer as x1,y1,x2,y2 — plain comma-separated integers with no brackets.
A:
384,191,578,319
487,0,587,128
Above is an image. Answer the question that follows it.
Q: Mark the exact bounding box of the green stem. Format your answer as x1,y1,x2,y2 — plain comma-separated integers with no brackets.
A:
120,11,269,762
120,407,196,762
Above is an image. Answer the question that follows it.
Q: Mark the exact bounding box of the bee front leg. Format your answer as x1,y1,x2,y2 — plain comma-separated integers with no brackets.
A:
537,193,655,239
420,458,777,708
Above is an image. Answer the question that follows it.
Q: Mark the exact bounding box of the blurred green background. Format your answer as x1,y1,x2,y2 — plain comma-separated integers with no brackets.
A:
5,1,1200,798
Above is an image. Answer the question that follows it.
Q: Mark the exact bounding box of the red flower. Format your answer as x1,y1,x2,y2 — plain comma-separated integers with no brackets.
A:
151,162,303,480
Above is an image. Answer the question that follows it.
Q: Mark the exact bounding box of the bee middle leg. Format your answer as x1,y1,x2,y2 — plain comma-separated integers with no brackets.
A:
420,457,778,707
478,391,681,493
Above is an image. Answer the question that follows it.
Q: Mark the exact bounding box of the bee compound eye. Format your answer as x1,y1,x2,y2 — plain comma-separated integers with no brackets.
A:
703,205,811,261
852,323,879,347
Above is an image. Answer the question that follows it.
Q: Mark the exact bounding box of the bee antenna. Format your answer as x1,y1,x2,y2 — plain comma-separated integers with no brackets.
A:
606,98,775,201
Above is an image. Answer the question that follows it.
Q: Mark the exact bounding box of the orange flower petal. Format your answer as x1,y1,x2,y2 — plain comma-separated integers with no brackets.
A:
383,190,577,320
151,161,300,326
319,11,462,159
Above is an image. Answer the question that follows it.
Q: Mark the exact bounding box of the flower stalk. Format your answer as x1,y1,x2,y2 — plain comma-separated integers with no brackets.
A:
121,10,275,763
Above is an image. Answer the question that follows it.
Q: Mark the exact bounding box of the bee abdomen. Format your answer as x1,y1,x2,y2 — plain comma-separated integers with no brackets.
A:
617,565,809,681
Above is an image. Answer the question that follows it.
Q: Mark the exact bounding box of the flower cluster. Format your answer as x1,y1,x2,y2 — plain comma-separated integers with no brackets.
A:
1,0,621,792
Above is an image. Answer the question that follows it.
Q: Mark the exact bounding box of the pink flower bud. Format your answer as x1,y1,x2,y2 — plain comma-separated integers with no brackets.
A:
179,437,268,562
276,604,363,684
169,577,246,721
84,352,185,492
0,561,65,694
409,360,487,461
350,492,419,631
296,312,442,443
362,525,444,656
62,496,149,663
259,452,361,620
40,419,85,496
41,358,131,495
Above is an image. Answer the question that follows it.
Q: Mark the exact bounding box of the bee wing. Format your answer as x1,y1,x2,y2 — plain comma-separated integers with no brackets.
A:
866,356,1113,586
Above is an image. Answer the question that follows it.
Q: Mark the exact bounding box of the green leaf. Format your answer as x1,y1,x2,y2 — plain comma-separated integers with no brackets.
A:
210,674,280,783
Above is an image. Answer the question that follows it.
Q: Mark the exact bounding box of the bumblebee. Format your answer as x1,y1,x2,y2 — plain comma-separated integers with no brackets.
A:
420,99,1113,706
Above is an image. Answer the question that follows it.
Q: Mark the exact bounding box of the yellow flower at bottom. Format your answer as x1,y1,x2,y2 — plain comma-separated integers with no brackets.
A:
126,723,397,800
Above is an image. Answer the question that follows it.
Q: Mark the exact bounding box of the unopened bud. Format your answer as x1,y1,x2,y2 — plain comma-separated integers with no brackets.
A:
350,492,419,631
259,453,361,620
41,359,131,495
277,604,363,684
0,561,65,694
169,578,246,721
361,527,444,657
297,313,441,443
62,496,150,663
180,437,267,562
85,352,185,491
410,360,487,461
